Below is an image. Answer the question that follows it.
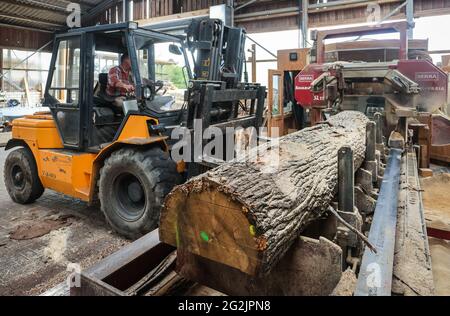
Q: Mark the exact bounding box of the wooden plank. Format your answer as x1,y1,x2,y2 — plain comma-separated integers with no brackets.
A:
422,173,450,240
426,211,450,241
427,227,450,241
23,76,32,107
431,115,450,163
168,0,173,15
419,168,433,178
151,0,156,18
136,8,209,26
326,39,428,52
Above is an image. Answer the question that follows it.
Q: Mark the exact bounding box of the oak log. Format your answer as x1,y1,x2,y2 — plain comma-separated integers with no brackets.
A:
160,111,369,275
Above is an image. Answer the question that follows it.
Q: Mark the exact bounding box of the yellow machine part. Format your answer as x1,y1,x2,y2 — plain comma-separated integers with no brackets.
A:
11,113,170,203
12,114,64,149
38,149,96,200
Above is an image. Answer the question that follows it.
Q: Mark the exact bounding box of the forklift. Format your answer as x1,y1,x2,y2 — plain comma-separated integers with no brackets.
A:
3,19,265,239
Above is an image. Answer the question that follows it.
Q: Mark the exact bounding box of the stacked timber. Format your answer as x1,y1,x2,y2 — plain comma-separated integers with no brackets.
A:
160,111,369,276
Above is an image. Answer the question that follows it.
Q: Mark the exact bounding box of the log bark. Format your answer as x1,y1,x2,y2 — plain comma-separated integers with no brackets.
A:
160,111,369,276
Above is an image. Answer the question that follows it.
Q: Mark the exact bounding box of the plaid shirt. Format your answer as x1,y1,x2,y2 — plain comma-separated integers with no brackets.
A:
106,65,133,97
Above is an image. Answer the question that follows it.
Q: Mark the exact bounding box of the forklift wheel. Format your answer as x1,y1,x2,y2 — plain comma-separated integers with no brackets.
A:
4,147,44,204
99,147,181,239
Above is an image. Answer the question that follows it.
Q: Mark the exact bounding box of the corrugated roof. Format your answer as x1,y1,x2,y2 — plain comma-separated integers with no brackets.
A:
0,0,108,31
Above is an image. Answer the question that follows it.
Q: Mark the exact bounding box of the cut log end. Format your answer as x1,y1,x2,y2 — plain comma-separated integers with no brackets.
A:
160,179,264,275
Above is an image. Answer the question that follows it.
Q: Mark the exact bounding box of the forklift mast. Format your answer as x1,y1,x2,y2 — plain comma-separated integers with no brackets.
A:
186,19,246,88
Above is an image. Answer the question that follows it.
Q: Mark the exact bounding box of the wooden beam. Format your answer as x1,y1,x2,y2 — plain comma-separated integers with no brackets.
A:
251,43,256,83
428,50,450,55
414,7,450,18
0,28,53,52
23,76,32,107
0,13,63,28
0,49,3,91
308,0,402,13
135,8,210,26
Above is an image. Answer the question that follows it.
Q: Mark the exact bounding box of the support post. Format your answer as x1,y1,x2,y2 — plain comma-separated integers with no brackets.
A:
123,0,130,22
406,0,414,39
374,113,383,145
301,0,308,48
337,146,363,252
374,112,385,162
397,117,408,141
365,121,378,183
338,146,354,213
0,49,3,91
366,122,376,162
251,43,256,83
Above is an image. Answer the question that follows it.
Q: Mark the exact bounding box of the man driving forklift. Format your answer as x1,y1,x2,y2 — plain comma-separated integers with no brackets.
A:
3,20,266,239
107,53,135,109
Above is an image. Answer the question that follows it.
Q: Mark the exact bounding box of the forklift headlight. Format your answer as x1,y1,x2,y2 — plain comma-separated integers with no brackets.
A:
143,87,152,99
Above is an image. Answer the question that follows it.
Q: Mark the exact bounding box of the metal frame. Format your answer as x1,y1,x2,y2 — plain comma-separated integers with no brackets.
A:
45,33,86,150
71,229,175,296
44,22,189,150
315,21,409,64
185,82,265,131
43,19,266,155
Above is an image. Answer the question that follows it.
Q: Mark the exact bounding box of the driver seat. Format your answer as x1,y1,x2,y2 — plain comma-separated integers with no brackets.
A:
93,73,117,108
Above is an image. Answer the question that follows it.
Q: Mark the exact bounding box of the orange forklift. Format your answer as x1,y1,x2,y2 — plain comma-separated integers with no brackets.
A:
3,20,265,238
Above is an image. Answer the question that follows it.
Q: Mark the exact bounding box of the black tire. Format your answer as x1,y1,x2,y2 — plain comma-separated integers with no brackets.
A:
99,147,181,239
4,147,44,204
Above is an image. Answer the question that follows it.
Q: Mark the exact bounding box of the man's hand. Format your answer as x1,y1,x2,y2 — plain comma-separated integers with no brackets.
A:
117,81,135,93
125,84,135,93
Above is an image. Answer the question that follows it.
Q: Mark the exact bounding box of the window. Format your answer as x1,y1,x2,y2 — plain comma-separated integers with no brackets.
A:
1,49,51,99
153,42,187,88
48,37,82,147
134,35,188,109
271,74,281,115
49,37,81,106
94,51,119,88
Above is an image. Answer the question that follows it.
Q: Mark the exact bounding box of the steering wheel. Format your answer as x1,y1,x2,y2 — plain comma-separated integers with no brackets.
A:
143,79,166,99
154,80,165,94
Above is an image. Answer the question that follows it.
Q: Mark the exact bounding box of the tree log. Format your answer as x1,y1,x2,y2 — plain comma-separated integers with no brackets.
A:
160,111,369,276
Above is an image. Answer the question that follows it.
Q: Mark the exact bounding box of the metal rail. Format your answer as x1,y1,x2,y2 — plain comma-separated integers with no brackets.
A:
355,148,403,296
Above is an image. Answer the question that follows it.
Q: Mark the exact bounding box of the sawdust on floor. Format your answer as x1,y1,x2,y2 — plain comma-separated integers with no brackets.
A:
43,228,70,264
429,238,450,296
421,172,450,296
421,173,450,217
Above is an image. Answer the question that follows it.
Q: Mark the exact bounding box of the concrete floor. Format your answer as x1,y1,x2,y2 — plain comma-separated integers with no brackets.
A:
0,147,129,296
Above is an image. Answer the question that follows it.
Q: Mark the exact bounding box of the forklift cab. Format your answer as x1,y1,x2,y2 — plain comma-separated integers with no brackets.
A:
44,22,192,151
